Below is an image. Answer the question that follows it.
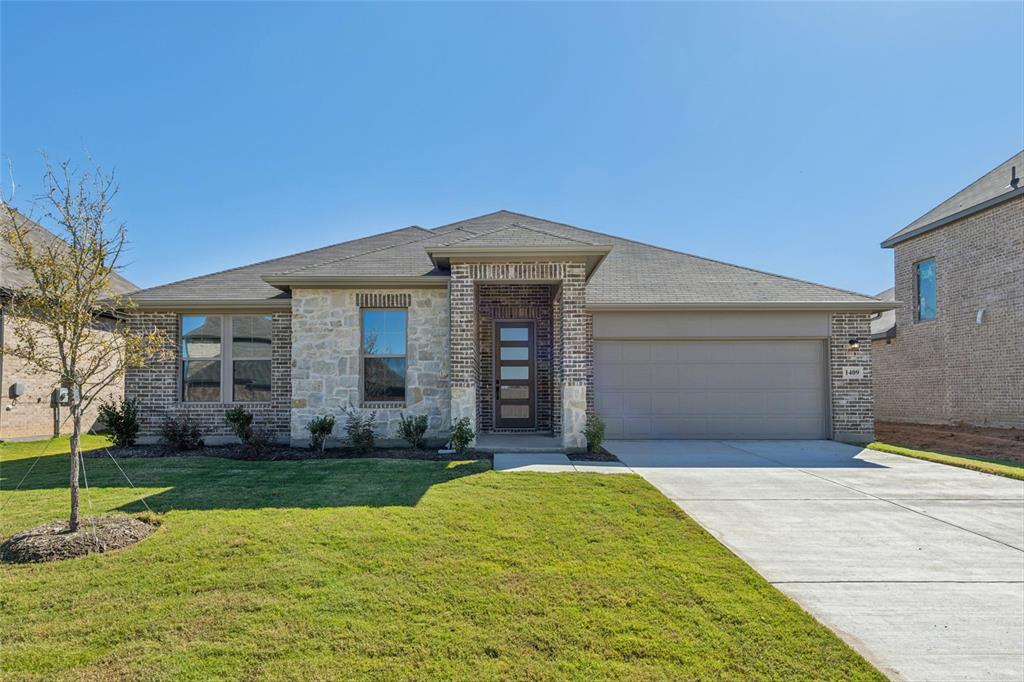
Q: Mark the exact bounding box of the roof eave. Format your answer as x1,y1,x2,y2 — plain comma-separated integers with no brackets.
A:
881,187,1024,248
129,298,293,312
425,244,613,278
586,301,899,312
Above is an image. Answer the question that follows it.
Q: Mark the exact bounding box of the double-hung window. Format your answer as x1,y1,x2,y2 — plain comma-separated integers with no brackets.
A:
361,309,407,404
181,315,273,402
915,258,937,322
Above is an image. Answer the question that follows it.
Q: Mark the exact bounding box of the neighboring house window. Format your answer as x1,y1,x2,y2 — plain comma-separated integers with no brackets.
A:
915,259,937,322
361,309,407,403
181,315,273,402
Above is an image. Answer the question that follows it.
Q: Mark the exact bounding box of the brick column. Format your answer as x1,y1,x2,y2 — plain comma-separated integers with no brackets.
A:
559,263,589,450
830,313,874,443
449,264,478,439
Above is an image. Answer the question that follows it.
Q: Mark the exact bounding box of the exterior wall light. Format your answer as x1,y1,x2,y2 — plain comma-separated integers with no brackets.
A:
848,339,861,351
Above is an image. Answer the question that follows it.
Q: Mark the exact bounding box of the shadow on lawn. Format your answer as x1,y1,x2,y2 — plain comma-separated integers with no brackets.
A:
0,449,487,511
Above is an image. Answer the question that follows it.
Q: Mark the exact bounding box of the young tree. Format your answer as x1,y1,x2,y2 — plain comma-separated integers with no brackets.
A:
1,157,167,531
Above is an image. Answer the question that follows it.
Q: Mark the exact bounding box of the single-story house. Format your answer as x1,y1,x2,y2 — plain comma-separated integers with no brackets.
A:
874,151,1024,429
126,211,891,449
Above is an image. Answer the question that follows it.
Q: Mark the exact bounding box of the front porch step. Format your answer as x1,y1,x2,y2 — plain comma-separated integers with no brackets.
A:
475,432,564,453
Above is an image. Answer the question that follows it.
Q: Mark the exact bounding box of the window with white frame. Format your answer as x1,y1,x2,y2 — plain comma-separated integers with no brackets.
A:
361,309,407,403
181,315,273,402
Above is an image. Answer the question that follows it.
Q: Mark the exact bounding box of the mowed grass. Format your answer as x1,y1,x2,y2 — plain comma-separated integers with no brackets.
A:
1,437,882,681
868,441,1024,481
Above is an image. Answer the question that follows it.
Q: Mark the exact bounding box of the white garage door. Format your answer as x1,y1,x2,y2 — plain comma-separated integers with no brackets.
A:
594,339,828,439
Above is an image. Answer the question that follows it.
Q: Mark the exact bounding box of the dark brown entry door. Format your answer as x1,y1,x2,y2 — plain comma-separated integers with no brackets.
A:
495,321,536,429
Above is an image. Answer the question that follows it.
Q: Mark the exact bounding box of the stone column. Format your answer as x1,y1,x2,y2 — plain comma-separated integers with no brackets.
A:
449,264,477,441
559,263,589,450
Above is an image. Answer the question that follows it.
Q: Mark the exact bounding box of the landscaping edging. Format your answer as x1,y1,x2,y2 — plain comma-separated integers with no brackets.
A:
84,444,488,462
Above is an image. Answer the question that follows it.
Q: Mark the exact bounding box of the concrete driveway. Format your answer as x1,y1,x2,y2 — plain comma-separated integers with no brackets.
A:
605,439,1024,682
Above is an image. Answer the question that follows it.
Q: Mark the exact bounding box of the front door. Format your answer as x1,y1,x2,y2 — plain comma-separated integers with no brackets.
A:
494,321,536,429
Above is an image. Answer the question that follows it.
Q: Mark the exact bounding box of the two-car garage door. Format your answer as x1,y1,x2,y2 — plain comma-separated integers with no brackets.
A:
594,339,828,439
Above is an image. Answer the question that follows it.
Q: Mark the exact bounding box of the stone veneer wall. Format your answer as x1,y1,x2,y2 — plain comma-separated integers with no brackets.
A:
829,312,874,442
476,283,554,432
126,311,292,443
290,288,450,445
875,196,1023,428
449,261,590,450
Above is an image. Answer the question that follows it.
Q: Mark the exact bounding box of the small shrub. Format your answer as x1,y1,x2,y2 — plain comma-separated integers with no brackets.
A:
449,417,473,456
160,415,204,451
224,406,254,442
584,413,606,453
397,413,429,450
306,415,336,451
97,398,140,447
341,406,376,455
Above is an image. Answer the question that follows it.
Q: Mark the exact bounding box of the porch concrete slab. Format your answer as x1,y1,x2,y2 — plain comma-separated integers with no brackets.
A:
571,461,631,474
493,453,574,472
606,439,1024,682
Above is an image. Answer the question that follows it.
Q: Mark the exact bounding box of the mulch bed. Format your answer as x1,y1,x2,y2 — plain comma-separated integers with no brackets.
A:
875,421,1024,464
0,515,158,564
84,444,488,462
567,447,619,462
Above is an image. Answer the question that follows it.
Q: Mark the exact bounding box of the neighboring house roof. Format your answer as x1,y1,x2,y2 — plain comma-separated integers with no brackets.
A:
870,287,896,340
130,210,888,311
0,208,137,296
882,150,1024,248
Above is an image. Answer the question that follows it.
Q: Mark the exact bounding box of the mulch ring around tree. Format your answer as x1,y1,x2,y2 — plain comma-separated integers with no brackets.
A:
0,515,159,564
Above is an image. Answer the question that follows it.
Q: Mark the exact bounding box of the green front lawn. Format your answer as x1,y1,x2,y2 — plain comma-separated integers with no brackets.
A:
868,441,1024,481
1,438,881,680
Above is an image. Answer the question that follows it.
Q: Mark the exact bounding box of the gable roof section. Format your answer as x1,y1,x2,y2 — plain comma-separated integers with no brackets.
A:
882,150,1024,248
129,225,432,307
129,209,887,310
1,208,138,295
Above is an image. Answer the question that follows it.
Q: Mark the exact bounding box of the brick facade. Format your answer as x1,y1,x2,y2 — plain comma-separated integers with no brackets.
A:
0,313,124,439
476,283,555,432
875,195,1024,428
829,313,874,442
125,311,292,443
448,261,591,449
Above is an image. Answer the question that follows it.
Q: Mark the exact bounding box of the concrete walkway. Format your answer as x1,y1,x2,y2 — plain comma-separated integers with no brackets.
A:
605,439,1024,682
493,452,630,474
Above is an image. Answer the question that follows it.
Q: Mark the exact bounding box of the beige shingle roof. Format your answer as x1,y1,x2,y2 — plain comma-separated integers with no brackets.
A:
882,150,1024,247
130,210,882,308
1,208,137,295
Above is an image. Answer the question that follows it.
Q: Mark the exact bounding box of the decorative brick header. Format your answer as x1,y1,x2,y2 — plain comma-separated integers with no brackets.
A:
355,292,411,308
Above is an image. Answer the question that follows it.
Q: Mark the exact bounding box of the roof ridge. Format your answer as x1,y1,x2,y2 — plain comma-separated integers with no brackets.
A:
131,225,431,295
505,221,597,245
500,210,877,301
273,223,511,276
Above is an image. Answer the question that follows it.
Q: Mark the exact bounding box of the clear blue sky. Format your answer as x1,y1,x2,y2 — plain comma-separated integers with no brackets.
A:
2,2,1021,294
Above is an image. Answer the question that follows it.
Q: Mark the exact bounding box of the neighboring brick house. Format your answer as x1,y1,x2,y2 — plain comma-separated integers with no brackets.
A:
0,210,138,440
125,211,891,450
874,151,1024,429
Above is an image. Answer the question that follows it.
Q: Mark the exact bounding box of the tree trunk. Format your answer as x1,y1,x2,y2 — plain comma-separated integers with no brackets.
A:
68,402,81,532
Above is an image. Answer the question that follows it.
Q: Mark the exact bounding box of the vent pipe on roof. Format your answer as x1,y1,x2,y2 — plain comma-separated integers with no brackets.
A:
1009,165,1019,190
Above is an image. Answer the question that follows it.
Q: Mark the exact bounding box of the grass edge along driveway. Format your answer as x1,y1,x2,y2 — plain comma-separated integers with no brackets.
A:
1,436,883,680
868,441,1024,481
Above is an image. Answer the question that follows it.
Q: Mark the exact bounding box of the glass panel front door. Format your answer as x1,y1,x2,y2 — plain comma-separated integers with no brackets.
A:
494,322,535,429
